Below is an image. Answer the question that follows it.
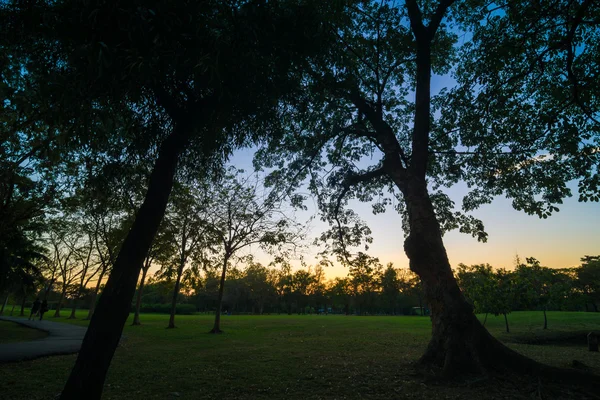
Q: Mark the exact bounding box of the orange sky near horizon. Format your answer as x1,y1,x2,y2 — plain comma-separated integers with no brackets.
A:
225,150,600,280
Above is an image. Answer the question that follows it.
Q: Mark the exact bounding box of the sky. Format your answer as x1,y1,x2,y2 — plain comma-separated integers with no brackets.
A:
222,67,600,279
227,148,600,279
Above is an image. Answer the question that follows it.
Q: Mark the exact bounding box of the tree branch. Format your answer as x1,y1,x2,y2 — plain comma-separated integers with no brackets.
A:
428,0,457,39
405,0,426,42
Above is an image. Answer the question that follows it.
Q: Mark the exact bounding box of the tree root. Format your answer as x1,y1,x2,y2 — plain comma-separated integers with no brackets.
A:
418,319,600,390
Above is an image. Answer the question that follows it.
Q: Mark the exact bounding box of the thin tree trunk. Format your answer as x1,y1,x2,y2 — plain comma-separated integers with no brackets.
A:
10,303,16,315
0,294,8,315
132,266,148,326
593,302,598,312
503,313,510,333
69,298,77,319
54,286,66,317
483,313,488,327
70,281,86,319
543,308,547,330
20,293,27,316
60,118,193,400
168,264,184,329
210,257,228,334
86,268,106,320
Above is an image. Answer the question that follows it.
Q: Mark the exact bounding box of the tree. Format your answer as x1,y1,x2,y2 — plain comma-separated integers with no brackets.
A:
203,168,305,333
47,221,81,318
515,258,573,329
67,230,98,320
347,253,382,315
132,219,173,326
160,182,210,329
456,264,496,325
0,1,335,396
380,263,400,315
244,258,276,315
257,0,600,377
490,269,516,334
576,256,600,312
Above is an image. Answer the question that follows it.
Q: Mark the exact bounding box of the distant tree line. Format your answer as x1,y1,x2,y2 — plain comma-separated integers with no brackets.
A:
133,258,428,318
456,255,600,333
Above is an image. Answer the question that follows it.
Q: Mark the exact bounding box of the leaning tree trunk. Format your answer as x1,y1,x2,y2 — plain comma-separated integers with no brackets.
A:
401,181,598,384
168,263,185,329
210,257,228,334
132,265,149,326
86,268,106,320
503,313,510,333
60,119,193,400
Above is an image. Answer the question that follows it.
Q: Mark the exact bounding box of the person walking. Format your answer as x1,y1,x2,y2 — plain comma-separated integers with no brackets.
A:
29,298,41,320
39,300,49,321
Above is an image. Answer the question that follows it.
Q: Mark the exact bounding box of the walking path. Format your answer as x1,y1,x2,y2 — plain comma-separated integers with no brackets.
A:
0,316,87,362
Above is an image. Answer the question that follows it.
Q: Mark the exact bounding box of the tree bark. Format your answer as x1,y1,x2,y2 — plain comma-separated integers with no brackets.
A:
503,313,510,333
483,313,488,327
132,265,149,326
60,118,193,400
168,263,185,329
86,268,106,320
543,308,548,330
210,256,228,334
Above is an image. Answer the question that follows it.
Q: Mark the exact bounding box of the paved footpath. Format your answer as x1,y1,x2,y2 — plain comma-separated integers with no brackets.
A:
0,316,87,362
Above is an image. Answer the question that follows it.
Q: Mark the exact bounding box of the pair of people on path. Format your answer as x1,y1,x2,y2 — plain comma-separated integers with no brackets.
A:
28,298,49,321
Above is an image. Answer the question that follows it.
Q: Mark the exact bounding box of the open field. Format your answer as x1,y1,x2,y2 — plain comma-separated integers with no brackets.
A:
0,320,48,344
0,311,599,400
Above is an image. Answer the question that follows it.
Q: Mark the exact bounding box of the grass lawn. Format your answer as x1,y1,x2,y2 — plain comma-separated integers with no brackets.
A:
0,320,48,343
0,310,598,400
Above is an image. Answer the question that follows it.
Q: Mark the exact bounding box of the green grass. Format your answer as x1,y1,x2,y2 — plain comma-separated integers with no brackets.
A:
0,310,599,400
0,320,48,343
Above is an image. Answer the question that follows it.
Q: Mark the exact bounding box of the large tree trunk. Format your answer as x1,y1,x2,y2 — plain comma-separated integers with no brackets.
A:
168,263,185,329
210,257,228,334
401,181,598,384
132,265,149,326
60,119,192,400
86,267,106,320
54,286,67,317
